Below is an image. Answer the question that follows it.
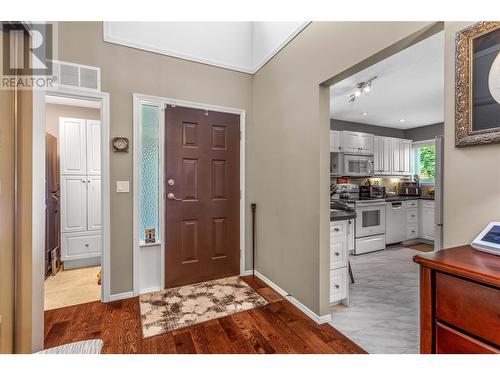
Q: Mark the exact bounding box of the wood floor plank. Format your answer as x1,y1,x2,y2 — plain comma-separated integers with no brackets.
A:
247,304,312,354
173,330,197,354
230,312,276,354
44,276,365,354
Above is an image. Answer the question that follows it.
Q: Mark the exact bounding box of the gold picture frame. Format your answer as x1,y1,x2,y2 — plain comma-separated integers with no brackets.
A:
455,21,500,147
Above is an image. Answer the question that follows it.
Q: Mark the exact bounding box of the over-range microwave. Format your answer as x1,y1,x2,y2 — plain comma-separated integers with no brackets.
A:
343,154,374,177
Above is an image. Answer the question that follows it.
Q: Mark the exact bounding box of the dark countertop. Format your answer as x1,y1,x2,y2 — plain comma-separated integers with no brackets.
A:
330,209,357,221
385,196,435,202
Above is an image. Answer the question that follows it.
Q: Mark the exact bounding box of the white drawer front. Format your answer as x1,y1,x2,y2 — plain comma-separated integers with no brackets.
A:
407,225,418,239
407,208,418,224
405,200,418,208
330,268,348,303
330,237,347,270
62,232,101,260
330,221,347,238
355,234,386,254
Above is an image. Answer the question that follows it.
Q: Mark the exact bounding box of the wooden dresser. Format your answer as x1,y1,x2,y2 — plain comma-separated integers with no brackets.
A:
413,246,500,354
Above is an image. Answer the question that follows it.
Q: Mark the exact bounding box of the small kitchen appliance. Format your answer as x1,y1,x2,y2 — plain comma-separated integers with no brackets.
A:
359,185,386,199
398,181,421,196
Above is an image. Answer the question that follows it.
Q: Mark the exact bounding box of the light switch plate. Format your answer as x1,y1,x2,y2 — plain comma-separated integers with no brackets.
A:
116,181,130,193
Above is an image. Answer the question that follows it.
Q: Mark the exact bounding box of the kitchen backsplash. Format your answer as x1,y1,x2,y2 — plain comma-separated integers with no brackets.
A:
331,176,435,197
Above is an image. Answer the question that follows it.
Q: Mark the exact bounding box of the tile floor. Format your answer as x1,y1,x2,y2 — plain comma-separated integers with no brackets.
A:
329,245,421,354
44,266,101,310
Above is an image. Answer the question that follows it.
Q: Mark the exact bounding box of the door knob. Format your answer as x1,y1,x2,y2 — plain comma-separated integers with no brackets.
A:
167,179,175,186
167,193,182,201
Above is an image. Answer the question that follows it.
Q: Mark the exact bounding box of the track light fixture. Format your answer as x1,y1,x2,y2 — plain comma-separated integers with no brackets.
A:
347,76,377,104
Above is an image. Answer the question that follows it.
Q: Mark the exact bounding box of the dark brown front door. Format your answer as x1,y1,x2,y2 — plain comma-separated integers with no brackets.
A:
165,105,240,288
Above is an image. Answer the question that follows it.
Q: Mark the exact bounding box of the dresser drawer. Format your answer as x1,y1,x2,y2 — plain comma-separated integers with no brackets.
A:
330,221,347,238
330,268,348,303
436,322,499,354
436,272,500,347
330,237,348,270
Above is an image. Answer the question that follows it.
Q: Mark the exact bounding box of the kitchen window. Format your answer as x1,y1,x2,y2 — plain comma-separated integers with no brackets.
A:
412,140,435,183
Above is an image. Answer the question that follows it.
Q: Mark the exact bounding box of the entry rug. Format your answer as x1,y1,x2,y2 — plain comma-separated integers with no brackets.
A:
139,276,268,338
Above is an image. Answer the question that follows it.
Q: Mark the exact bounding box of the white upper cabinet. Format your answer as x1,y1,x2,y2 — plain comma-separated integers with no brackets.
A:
330,130,341,152
388,138,411,176
60,118,101,175
374,136,391,175
86,120,101,175
59,118,87,175
341,131,374,155
400,140,411,175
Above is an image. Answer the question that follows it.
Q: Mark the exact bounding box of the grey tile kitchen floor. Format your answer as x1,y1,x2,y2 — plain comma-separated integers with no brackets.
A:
329,245,422,354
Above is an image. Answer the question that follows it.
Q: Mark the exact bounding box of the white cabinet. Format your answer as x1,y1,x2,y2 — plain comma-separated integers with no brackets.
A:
330,130,341,152
330,220,350,306
359,133,374,155
400,140,411,175
420,200,435,241
60,175,88,233
341,131,374,155
405,200,419,241
374,136,391,175
86,120,101,175
60,118,101,266
87,176,102,231
389,138,411,176
59,118,87,175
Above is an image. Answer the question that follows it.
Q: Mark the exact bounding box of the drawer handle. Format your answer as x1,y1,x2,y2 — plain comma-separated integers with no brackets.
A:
85,243,89,247
334,284,340,289
334,252,340,256
334,228,340,232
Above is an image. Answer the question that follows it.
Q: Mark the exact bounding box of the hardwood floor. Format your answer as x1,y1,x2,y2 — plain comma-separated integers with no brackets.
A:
44,275,366,354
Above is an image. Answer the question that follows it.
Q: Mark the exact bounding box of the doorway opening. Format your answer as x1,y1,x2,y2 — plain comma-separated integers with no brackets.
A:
326,25,444,353
43,95,103,311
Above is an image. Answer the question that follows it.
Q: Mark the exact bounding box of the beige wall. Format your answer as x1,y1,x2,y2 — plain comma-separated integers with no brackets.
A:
443,22,500,248
251,22,433,316
0,88,15,354
57,22,253,294
45,103,100,138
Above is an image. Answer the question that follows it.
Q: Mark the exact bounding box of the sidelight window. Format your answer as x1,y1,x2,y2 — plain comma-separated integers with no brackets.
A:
139,104,160,242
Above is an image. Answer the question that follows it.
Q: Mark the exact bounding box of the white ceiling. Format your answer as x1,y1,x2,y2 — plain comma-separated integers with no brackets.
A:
330,31,444,129
103,22,308,74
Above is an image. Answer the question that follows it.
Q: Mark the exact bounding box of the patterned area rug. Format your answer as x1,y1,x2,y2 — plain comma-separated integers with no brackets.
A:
139,276,268,338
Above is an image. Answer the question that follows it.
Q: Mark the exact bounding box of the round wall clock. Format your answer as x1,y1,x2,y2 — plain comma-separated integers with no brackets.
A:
112,137,129,152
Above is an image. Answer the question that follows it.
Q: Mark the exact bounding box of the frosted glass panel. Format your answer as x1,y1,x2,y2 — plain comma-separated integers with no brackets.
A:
140,104,159,242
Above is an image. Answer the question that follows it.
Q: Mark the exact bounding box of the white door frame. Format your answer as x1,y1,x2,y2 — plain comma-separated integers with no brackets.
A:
34,88,111,303
132,93,246,295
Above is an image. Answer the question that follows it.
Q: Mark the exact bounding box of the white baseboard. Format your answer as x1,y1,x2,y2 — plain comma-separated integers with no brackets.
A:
108,291,134,302
240,269,254,277
253,270,331,325
139,286,162,295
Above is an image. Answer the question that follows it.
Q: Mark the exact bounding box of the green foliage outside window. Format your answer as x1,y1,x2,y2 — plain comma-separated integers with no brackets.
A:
418,145,435,182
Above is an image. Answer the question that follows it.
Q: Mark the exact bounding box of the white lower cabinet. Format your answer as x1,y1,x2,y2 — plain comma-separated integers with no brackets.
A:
330,220,350,306
420,200,435,240
330,268,348,303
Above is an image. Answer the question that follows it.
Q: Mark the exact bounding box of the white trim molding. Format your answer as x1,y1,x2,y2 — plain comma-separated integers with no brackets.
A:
254,271,332,325
41,88,111,303
103,22,310,75
132,93,246,296
108,291,135,302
